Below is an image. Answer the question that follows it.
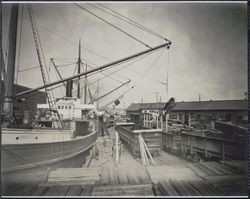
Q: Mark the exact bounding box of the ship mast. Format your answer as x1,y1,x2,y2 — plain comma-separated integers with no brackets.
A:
16,42,171,97
3,5,19,127
77,39,81,99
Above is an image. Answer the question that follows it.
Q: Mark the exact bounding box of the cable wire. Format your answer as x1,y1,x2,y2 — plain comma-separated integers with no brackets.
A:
56,4,78,41
23,16,110,62
74,3,152,49
93,3,170,41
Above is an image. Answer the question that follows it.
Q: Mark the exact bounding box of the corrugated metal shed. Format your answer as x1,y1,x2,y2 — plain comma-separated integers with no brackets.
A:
126,100,248,112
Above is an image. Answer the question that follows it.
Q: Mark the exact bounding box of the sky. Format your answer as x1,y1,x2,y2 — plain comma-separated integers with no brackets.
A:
2,2,247,109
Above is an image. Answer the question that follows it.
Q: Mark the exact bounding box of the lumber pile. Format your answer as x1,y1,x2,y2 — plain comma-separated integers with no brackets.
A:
31,184,94,196
147,165,200,184
220,160,247,173
158,179,222,196
99,163,151,186
187,161,242,177
91,184,154,196
46,168,100,185
203,175,247,196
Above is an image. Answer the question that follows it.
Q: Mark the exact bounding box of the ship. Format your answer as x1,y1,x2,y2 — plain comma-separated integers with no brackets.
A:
1,4,171,195
1,5,101,178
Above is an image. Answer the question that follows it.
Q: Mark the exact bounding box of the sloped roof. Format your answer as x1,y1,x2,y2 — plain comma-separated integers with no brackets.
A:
126,100,248,112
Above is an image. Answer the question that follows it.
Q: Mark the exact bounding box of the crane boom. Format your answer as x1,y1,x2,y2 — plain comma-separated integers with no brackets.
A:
100,84,135,109
16,42,171,97
88,80,131,104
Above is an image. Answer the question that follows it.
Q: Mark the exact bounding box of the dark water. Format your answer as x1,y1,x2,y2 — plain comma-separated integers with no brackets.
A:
1,149,90,196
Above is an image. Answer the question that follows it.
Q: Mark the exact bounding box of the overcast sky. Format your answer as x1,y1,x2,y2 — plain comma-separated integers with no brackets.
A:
2,2,247,109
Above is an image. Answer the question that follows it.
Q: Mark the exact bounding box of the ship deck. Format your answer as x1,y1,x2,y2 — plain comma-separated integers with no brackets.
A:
1,127,248,196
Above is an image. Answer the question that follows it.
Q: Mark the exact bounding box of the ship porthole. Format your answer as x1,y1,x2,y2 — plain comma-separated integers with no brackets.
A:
16,137,19,140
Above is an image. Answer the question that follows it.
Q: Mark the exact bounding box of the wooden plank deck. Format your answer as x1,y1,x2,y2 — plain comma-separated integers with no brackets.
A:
2,127,248,196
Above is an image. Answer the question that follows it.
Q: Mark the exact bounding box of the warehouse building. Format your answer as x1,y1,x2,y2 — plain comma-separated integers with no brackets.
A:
1,81,46,125
126,99,248,128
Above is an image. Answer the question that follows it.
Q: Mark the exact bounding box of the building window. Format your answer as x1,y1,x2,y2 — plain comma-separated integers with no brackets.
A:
65,106,68,109
58,106,60,109
61,106,64,109
69,106,71,109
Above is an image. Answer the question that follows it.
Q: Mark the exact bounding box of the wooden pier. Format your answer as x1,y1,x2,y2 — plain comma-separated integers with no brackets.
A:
2,127,248,196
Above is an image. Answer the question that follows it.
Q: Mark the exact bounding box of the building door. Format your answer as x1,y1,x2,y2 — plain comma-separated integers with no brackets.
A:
225,113,232,122
184,114,189,126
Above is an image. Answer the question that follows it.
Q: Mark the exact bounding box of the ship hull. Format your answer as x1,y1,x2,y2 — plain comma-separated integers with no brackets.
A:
2,131,98,173
1,128,98,196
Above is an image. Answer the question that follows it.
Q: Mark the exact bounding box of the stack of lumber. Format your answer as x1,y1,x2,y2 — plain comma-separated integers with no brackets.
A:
45,168,100,185
99,163,151,186
203,175,247,196
220,160,247,173
31,184,94,196
158,150,183,165
158,179,221,196
147,165,200,184
187,161,241,177
92,184,154,196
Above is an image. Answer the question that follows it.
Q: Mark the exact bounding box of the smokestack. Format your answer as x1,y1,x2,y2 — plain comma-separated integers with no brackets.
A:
66,80,73,97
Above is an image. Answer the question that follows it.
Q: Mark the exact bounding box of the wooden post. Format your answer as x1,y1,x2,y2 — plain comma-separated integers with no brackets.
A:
204,137,208,158
160,115,163,130
139,134,145,166
116,131,119,164
188,113,191,127
142,138,149,165
156,112,159,129
143,113,146,127
141,135,156,165
221,141,225,161
166,114,169,132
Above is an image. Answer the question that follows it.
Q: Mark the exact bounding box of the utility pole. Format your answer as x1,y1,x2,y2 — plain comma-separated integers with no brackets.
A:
97,77,99,109
77,39,81,99
84,62,87,104
154,91,159,129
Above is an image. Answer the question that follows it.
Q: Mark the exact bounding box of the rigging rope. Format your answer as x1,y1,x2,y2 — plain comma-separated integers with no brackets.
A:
82,62,124,84
130,47,167,87
166,49,170,98
32,7,56,101
144,47,166,74
18,65,40,72
51,49,157,103
54,62,78,68
23,16,110,61
56,4,77,41
93,3,170,41
81,58,129,81
80,48,158,87
74,3,152,49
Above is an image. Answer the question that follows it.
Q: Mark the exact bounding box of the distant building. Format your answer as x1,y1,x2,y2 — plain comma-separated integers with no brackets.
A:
126,99,248,128
1,81,46,124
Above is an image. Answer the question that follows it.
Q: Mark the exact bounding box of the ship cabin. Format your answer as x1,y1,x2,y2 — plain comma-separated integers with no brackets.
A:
37,97,100,130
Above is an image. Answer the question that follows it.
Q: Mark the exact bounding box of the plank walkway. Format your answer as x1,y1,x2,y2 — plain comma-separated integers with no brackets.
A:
2,127,248,196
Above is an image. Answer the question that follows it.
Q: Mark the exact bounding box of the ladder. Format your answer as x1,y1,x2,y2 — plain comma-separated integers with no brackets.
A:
27,5,63,128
